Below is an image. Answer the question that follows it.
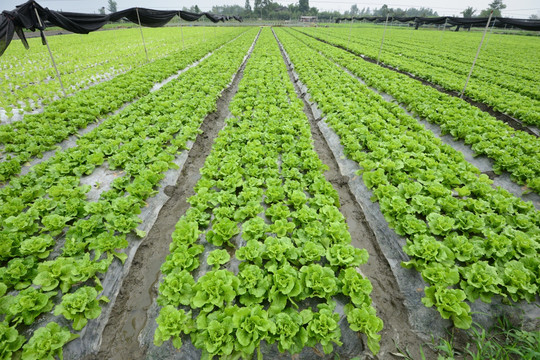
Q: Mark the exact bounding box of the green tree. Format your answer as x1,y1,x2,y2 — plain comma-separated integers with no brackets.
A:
107,0,117,13
380,4,390,17
245,0,252,13
461,6,476,18
350,4,359,16
530,14,539,19
299,0,309,13
479,0,506,17
98,7,106,15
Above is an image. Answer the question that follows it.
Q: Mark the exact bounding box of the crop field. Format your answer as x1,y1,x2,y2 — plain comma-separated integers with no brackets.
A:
0,24,538,360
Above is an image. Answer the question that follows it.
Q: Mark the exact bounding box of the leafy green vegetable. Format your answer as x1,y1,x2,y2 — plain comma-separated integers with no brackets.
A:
0,287,56,326
305,301,342,354
232,305,275,356
207,249,231,270
0,321,25,358
344,303,383,354
154,305,193,348
22,322,78,360
206,218,239,247
192,270,240,312
422,286,472,329
54,286,109,330
157,269,195,307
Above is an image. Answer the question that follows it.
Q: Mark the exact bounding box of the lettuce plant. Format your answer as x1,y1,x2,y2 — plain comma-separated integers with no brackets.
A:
268,265,303,314
232,305,275,357
22,322,78,360
160,245,204,274
344,303,383,354
157,269,195,307
502,260,538,302
235,240,264,266
268,308,310,354
422,286,472,329
192,270,240,312
206,218,239,247
459,262,503,303
19,235,55,259
54,286,109,330
192,306,235,357
237,264,270,306
304,301,342,354
154,305,193,349
339,268,373,307
241,216,267,241
0,287,56,326
300,264,338,300
207,249,231,271
326,244,368,268
0,321,25,359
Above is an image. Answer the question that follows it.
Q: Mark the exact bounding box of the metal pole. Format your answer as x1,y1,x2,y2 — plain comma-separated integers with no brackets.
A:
179,14,185,50
347,18,354,48
483,18,497,50
439,18,448,41
136,8,149,62
377,13,390,65
460,11,493,98
34,8,67,97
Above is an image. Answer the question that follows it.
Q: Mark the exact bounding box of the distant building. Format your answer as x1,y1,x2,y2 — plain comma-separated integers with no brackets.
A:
300,16,317,23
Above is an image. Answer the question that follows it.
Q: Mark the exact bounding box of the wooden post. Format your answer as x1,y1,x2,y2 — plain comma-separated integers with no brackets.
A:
377,13,390,65
460,11,493,98
136,7,149,62
34,8,67,97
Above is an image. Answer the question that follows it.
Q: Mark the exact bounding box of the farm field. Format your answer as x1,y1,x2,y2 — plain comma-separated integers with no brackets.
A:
0,26,236,120
0,24,538,360
300,24,540,126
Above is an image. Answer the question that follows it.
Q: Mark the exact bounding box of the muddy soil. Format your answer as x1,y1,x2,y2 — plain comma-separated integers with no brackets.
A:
275,30,435,359
95,35,256,360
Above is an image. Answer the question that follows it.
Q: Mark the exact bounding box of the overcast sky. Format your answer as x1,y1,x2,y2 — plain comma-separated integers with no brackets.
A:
2,0,539,18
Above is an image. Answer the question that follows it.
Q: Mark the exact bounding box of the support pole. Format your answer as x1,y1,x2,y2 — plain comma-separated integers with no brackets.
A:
347,18,354,48
483,18,497,50
179,18,185,50
136,7,149,62
460,11,493,98
377,13,390,65
34,8,67,97
439,18,448,41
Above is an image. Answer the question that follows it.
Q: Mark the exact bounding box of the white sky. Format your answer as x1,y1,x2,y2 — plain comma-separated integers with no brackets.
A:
2,0,539,18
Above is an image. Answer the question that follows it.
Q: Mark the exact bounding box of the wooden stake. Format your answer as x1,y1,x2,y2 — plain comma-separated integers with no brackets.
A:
377,13,390,65
34,8,67,97
136,7,149,62
460,11,493,98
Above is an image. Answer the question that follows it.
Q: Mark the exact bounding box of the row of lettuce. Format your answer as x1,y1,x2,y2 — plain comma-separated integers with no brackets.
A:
1,27,219,116
286,29,540,194
153,29,383,358
0,28,246,184
0,29,257,359
275,28,539,330
300,27,540,126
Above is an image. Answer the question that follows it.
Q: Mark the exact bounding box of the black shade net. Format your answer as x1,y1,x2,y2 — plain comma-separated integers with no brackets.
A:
0,0,242,56
335,15,540,31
